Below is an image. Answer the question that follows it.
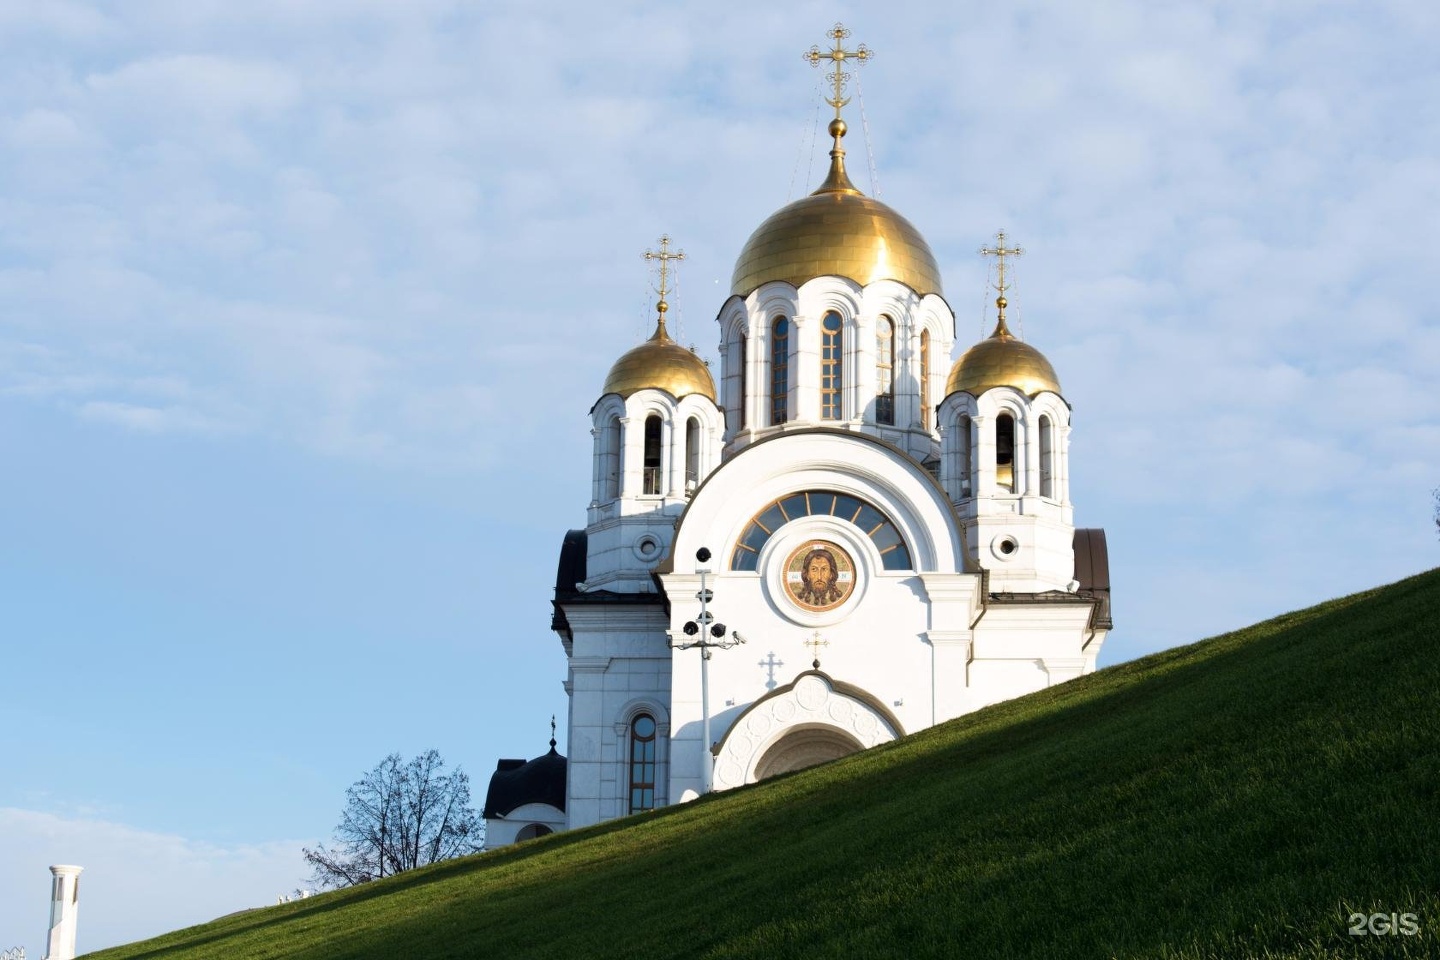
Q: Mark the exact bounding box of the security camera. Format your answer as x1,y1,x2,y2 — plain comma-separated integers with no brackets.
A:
696,547,712,563
683,621,699,636
710,623,726,638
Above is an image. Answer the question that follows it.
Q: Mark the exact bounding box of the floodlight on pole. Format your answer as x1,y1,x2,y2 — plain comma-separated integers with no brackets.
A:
668,546,745,795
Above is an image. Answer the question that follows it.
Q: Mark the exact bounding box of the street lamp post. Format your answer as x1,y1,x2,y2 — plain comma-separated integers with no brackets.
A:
668,547,745,794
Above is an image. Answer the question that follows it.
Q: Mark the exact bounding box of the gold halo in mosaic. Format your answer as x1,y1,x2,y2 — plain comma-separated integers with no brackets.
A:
784,540,855,612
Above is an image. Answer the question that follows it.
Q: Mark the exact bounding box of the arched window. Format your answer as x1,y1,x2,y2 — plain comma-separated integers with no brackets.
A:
685,417,701,491
821,311,843,420
770,317,789,425
958,414,973,498
642,415,662,496
875,316,894,425
995,413,1016,493
515,823,553,841
603,418,621,500
730,490,913,572
920,329,932,430
1039,415,1054,499
738,333,748,429
629,714,657,813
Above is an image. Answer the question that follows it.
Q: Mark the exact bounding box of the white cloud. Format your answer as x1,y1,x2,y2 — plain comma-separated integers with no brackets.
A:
0,808,312,958
86,54,300,119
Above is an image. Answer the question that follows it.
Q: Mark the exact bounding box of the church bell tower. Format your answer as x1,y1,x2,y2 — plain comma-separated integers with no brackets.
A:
938,232,1076,593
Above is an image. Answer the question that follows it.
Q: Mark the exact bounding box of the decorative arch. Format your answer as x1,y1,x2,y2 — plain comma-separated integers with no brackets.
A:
669,428,972,576
711,671,903,791
729,489,913,572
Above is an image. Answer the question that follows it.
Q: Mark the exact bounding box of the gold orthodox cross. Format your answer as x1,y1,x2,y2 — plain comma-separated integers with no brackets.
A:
803,631,830,669
643,234,686,305
979,229,1024,297
804,23,872,119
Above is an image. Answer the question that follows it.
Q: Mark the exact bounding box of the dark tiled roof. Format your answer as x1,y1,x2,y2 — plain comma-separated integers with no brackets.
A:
1073,528,1113,629
550,529,588,633
482,748,567,819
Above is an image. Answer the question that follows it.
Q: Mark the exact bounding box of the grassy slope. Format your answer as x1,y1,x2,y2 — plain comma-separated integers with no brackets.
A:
90,569,1440,960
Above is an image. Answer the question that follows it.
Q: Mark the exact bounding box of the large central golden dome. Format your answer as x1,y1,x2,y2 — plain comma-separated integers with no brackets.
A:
731,120,942,298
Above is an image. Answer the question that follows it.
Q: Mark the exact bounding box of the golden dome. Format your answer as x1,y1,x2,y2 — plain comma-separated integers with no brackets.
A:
731,120,942,298
946,310,1062,398
601,307,717,402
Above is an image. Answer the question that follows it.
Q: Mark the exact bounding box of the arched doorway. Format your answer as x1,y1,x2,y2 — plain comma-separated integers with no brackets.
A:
754,724,864,780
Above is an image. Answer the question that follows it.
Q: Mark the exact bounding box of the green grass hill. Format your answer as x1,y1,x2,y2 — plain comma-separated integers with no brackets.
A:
90,569,1440,960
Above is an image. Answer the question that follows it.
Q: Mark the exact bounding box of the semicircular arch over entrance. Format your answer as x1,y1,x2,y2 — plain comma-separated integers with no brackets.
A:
711,671,903,790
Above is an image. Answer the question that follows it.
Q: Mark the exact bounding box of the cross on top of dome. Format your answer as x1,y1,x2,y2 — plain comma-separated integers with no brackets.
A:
643,234,686,328
980,229,1025,330
804,23,873,123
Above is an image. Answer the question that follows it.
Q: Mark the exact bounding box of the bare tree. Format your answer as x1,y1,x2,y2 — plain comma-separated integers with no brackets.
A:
303,750,482,888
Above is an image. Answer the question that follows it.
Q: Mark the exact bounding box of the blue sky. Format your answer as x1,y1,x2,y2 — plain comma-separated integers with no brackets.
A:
2,0,1438,954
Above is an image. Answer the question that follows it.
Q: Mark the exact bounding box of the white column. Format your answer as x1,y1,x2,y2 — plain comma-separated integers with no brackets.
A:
792,314,818,422
618,416,637,498
44,865,83,960
853,313,873,424
973,414,993,501
666,414,684,498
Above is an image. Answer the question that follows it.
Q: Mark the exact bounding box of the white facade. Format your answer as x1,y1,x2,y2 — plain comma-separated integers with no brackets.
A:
550,269,1111,833
506,62,1114,836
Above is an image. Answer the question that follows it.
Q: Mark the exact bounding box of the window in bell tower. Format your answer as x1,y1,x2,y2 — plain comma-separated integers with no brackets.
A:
1039,414,1054,498
643,415,663,495
876,316,894,425
821,311,843,420
920,329,932,430
958,414,973,498
996,413,1016,493
770,318,789,425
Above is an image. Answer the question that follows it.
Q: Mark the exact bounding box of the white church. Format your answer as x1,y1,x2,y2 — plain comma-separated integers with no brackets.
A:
484,25,1112,846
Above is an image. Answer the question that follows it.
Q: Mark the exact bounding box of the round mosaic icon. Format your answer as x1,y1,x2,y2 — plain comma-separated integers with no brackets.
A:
783,540,855,611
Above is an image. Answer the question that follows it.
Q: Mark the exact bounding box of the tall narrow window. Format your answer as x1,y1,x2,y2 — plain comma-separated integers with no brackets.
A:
996,413,1016,493
685,417,701,491
738,333,748,429
643,415,662,495
629,714,657,813
875,316,894,425
920,329,932,430
770,318,789,425
1039,415,1054,498
821,311,843,420
958,414,973,498
604,418,621,500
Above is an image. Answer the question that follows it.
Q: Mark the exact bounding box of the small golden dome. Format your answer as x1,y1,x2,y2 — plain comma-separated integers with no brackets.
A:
730,125,942,298
601,308,717,402
946,313,1062,398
